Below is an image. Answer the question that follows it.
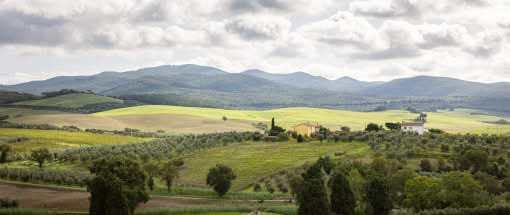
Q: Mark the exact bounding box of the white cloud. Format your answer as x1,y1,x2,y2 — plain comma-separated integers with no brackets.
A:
0,0,510,85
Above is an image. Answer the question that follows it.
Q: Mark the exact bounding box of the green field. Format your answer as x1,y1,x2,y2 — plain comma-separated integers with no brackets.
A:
0,107,68,118
13,93,122,108
94,105,510,134
180,141,369,190
0,128,149,153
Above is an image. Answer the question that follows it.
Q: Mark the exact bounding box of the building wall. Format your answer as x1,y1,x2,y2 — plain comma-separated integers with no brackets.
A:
292,125,313,137
402,125,425,134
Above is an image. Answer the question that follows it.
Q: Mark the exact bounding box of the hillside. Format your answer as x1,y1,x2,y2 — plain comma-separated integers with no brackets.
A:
362,76,510,98
242,69,383,92
8,105,510,134
13,93,122,108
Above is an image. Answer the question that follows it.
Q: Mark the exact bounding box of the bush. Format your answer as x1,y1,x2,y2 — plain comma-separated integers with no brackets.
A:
0,197,18,208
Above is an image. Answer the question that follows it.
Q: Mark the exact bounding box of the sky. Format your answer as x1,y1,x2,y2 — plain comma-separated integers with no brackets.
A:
1,0,510,85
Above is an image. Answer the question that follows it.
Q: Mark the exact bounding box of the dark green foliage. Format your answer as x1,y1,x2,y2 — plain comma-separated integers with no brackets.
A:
0,116,8,121
373,106,387,112
441,171,483,208
160,160,180,192
0,144,11,163
441,144,450,152
253,183,262,192
0,197,18,208
269,117,286,136
367,177,392,215
206,164,237,197
316,156,335,175
395,205,510,215
87,157,149,215
41,89,81,98
331,173,355,215
385,122,401,130
341,126,351,132
297,178,329,215
0,167,91,186
420,159,432,172
458,150,488,172
365,123,381,132
119,94,225,109
429,128,445,134
30,148,52,168
0,90,39,104
278,132,289,141
502,177,510,192
297,134,304,143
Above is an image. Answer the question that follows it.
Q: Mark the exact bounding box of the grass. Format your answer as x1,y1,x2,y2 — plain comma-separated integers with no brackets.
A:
13,94,121,108
94,106,510,134
0,128,149,153
0,107,68,118
137,205,296,215
180,141,368,190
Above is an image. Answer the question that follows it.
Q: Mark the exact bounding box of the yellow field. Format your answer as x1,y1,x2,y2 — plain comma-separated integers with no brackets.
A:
8,114,259,134
94,105,510,134
0,128,149,153
6,105,510,134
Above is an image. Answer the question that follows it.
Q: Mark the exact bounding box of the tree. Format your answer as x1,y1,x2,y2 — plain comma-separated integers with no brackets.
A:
206,164,237,197
458,150,488,172
420,159,432,172
87,157,149,215
389,169,418,205
331,173,355,215
30,148,52,168
404,176,441,211
253,183,262,192
144,163,158,191
441,171,483,208
316,156,335,175
222,116,228,121
365,123,381,132
288,175,304,200
297,134,304,143
269,117,286,136
0,144,11,163
298,178,329,215
385,122,401,130
366,177,392,215
347,168,366,205
160,161,180,192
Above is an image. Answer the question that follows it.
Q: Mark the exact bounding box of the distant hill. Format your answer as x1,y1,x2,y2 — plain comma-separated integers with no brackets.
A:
2,64,510,114
241,69,383,92
362,76,510,98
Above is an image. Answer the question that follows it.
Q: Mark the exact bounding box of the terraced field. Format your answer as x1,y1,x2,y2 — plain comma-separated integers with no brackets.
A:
0,107,68,118
179,141,369,190
0,128,149,153
13,93,122,108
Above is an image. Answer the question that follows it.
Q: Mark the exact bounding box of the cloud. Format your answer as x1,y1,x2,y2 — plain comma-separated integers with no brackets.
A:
349,0,490,19
227,0,332,15
225,15,291,40
464,31,505,58
298,11,383,51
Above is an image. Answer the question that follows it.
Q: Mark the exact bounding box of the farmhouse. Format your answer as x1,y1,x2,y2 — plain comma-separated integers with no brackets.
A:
292,123,320,137
401,122,428,135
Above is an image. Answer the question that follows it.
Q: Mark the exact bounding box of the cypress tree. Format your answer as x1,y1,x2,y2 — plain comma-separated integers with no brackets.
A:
271,117,275,130
367,177,392,215
297,178,329,215
331,173,355,215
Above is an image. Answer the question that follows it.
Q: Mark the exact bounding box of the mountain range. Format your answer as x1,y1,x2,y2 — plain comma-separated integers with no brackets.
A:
1,64,509,113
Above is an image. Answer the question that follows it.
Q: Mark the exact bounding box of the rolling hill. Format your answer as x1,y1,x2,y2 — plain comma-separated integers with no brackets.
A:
362,76,510,98
242,69,383,92
2,64,510,114
8,105,510,134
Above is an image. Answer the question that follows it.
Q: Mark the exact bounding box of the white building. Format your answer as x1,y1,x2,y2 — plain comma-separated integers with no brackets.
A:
401,122,428,135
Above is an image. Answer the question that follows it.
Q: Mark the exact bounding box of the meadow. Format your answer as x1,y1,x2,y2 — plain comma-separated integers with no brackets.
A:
13,93,122,108
95,105,510,134
0,128,149,153
179,141,369,190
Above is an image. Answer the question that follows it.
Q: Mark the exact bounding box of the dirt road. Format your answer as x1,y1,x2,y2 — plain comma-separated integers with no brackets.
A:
0,182,283,212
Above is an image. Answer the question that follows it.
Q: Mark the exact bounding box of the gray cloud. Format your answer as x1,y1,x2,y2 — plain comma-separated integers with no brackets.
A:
0,10,70,45
225,15,291,40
